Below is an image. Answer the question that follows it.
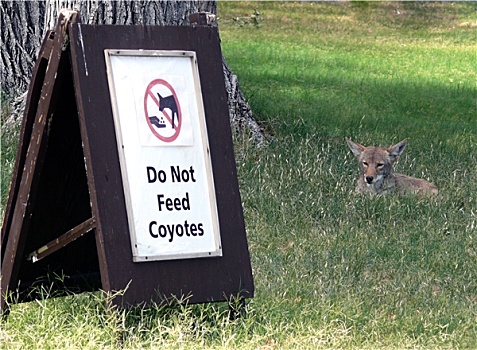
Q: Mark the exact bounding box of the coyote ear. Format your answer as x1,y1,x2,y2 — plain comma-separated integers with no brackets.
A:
346,137,365,158
387,139,408,161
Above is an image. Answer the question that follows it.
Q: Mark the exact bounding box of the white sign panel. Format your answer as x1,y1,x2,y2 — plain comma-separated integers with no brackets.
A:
105,50,222,262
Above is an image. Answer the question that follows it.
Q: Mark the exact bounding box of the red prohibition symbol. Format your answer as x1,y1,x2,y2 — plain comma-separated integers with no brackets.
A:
144,79,182,143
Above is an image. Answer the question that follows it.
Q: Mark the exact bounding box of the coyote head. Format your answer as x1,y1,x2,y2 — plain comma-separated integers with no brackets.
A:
346,138,407,190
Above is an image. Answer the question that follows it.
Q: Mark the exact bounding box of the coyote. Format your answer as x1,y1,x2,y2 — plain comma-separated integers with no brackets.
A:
157,93,179,129
346,138,438,196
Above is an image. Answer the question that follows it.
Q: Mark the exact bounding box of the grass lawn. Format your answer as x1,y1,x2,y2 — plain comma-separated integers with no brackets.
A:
2,2,477,349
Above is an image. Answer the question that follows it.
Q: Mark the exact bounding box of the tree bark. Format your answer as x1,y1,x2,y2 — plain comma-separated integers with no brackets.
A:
0,0,263,143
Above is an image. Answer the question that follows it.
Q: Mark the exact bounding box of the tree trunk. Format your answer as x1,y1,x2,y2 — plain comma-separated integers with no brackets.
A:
0,0,263,143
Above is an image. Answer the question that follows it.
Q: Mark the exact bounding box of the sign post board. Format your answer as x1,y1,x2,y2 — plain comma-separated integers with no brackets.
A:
1,12,254,313
105,50,222,261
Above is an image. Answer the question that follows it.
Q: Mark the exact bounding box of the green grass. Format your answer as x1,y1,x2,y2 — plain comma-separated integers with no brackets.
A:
2,2,477,349
0,95,20,218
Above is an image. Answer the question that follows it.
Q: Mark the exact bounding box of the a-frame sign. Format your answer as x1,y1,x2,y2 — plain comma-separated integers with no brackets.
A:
1,11,254,312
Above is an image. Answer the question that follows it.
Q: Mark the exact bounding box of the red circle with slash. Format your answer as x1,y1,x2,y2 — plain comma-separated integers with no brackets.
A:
144,79,182,142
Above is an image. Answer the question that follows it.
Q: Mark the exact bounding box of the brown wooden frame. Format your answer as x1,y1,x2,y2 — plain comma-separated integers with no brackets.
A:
1,13,254,312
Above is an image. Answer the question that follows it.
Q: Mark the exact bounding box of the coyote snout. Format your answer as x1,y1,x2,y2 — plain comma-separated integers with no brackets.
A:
346,138,438,196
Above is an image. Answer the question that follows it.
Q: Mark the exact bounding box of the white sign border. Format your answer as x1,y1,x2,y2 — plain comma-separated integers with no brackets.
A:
104,49,222,262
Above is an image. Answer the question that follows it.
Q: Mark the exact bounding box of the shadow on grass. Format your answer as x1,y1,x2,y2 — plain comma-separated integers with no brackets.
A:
243,69,476,144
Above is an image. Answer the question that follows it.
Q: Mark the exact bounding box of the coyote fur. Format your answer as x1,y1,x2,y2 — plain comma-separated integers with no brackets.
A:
346,138,438,196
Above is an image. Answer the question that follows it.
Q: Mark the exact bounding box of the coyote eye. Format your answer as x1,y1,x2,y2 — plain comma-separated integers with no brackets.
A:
377,163,384,168
362,161,368,167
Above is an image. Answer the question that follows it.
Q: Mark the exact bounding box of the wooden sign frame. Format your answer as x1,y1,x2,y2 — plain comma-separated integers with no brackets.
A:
1,12,254,312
